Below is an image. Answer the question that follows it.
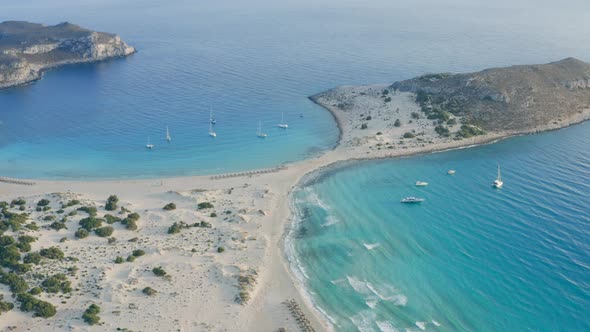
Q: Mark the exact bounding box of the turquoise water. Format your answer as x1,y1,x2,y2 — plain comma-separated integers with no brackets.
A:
2,0,590,178
290,122,590,331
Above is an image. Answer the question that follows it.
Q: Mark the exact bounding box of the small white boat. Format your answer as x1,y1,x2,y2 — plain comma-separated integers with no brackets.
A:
447,170,456,175
209,122,217,138
257,121,267,138
278,112,288,129
492,164,503,188
415,181,429,186
146,137,154,149
166,126,172,142
401,197,425,203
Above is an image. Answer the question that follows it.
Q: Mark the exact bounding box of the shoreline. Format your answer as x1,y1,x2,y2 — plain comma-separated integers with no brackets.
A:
2,88,589,331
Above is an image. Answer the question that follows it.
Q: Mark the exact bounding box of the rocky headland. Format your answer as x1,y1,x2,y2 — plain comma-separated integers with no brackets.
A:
0,21,135,89
310,58,590,156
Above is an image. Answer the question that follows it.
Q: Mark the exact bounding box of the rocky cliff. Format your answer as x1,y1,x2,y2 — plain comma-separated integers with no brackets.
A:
0,21,135,89
389,58,590,131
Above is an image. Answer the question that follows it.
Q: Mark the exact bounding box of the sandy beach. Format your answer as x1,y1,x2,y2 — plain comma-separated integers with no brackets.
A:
2,86,589,332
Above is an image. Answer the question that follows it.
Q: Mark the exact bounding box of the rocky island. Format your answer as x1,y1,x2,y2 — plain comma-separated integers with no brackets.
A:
310,58,590,155
0,21,135,89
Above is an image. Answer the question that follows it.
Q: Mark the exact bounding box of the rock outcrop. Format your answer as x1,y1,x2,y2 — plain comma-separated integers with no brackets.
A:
389,58,590,131
0,21,135,89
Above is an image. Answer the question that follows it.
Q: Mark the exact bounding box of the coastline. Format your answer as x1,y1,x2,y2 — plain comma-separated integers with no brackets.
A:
2,88,590,331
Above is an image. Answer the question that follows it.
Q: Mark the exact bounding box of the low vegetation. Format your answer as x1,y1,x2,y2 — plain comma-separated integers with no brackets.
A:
82,304,101,325
163,203,176,211
105,195,119,211
152,267,166,276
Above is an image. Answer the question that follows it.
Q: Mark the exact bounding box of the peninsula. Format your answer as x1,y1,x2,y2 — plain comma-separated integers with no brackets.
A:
0,21,135,89
1,59,589,331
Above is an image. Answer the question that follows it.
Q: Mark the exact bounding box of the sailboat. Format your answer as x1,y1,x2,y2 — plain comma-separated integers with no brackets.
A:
492,164,503,188
278,112,288,128
166,126,171,142
257,121,267,138
146,137,154,149
209,121,217,137
210,108,216,125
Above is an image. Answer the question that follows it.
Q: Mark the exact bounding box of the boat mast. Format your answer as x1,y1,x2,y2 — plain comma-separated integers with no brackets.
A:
497,164,501,181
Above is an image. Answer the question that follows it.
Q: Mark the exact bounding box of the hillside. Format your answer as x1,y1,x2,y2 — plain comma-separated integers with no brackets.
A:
390,58,590,131
0,21,135,89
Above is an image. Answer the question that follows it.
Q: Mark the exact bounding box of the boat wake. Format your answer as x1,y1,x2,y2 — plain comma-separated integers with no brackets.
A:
363,242,381,250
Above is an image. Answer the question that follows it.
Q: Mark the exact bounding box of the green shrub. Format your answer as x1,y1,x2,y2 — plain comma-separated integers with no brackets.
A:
29,287,42,295
41,273,71,293
104,214,121,224
163,203,176,211
127,212,140,221
217,246,225,253
447,118,457,125
0,296,14,314
394,119,401,127
105,195,119,211
122,218,138,230
126,255,135,262
197,202,214,210
456,124,485,138
17,293,56,318
142,287,157,296
0,271,29,293
94,226,114,237
0,235,15,247
25,223,39,231
0,246,21,267
75,229,89,239
43,215,56,221
18,235,36,244
49,221,67,231
152,267,166,276
19,206,26,211
23,252,42,265
79,217,103,231
210,212,217,218
360,123,368,130
82,304,101,325
384,96,392,102
403,132,415,139
37,199,50,207
65,199,80,207
168,223,181,234
77,206,97,217
132,249,145,257
411,112,421,119
13,263,32,274
114,256,124,264
15,241,31,253
11,199,26,206
435,125,450,137
365,116,372,121
39,247,64,260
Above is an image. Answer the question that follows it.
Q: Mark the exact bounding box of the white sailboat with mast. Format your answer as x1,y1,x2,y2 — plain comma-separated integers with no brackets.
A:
166,126,171,142
278,112,288,128
257,121,267,138
492,164,503,188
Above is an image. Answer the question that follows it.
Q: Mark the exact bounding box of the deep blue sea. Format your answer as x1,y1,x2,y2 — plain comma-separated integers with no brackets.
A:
290,122,590,331
2,0,590,179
